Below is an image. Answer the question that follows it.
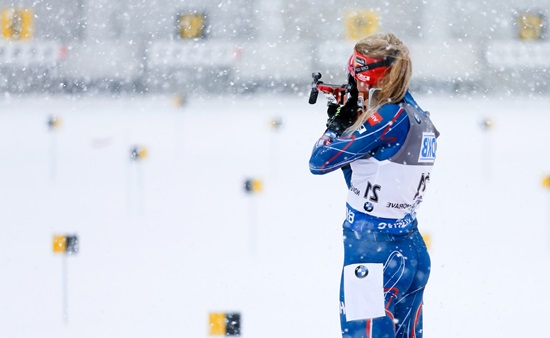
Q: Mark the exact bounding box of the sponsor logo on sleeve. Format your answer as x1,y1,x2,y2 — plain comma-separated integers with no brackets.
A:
367,112,383,126
418,132,437,163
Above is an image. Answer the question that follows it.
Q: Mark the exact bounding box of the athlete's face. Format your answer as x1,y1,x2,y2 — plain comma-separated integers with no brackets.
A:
355,79,371,95
349,51,388,95
352,57,371,95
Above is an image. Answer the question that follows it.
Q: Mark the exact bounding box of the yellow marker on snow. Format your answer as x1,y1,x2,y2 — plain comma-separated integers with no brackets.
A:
130,146,148,160
270,117,284,130
52,235,67,253
174,94,186,107
48,115,62,130
209,313,226,335
52,235,79,254
208,312,241,336
244,178,263,193
480,118,493,130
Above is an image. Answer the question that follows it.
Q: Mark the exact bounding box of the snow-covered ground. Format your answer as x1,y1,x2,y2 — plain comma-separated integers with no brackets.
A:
1,92,549,338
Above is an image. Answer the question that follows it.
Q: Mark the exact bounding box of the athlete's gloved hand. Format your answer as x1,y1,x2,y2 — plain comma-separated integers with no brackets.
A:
347,74,359,100
326,96,359,136
327,102,339,119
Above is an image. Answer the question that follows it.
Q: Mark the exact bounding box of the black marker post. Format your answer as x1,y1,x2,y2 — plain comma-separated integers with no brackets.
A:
53,234,79,325
244,178,263,255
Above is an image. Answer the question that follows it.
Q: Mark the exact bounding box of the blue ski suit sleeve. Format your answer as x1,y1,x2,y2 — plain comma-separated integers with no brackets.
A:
340,165,353,188
309,103,410,175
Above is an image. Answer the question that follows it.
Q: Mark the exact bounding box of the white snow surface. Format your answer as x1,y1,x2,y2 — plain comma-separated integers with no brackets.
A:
1,93,549,338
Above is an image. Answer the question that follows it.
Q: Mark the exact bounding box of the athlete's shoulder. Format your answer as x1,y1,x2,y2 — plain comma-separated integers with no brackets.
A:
402,91,440,138
371,101,407,127
402,91,420,108
378,102,403,117
402,91,429,119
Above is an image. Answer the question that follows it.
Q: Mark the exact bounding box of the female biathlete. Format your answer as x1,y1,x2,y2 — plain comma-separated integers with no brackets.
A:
309,33,439,338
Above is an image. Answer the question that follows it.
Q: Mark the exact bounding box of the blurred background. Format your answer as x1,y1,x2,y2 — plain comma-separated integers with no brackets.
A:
0,0,548,96
1,1,550,338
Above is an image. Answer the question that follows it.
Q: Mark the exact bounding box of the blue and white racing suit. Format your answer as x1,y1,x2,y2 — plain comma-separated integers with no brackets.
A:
310,92,439,338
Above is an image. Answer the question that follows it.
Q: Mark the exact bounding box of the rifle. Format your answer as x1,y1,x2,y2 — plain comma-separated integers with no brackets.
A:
308,72,350,106
309,72,381,111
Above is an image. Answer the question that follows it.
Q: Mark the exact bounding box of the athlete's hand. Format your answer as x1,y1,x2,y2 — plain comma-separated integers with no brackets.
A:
327,103,339,118
347,75,359,99
326,97,359,136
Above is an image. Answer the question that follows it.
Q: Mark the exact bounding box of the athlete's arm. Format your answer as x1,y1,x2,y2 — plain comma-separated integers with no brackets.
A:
341,165,353,188
309,104,409,175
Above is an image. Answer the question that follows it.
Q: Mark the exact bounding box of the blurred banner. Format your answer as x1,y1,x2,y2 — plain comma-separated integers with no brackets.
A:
344,10,379,41
177,11,207,39
518,12,545,41
1,8,33,40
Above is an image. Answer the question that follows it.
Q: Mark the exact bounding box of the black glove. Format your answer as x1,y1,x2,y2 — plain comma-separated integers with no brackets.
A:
347,74,359,99
326,96,359,135
327,102,339,119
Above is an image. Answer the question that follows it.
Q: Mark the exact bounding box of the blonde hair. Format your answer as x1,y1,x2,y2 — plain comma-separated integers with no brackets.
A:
345,33,412,134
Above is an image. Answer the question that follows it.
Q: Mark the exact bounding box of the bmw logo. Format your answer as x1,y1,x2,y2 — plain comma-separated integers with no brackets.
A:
364,202,374,212
355,265,369,278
